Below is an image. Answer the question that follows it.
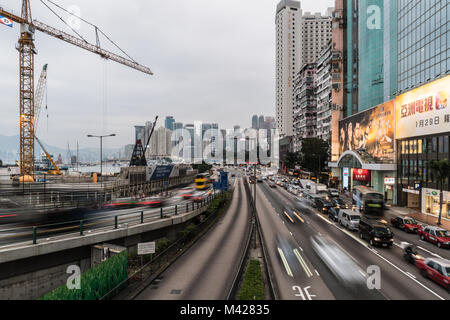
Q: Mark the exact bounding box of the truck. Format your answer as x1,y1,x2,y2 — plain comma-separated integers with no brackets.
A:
308,181,328,197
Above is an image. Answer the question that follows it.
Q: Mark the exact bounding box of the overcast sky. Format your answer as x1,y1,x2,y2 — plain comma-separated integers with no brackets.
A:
0,0,333,150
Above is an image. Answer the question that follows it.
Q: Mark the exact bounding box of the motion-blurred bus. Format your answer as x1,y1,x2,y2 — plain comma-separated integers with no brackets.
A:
352,186,384,218
195,173,211,190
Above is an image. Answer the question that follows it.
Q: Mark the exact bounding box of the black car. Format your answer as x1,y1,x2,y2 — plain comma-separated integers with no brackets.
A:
359,218,394,248
328,207,340,222
315,197,333,214
331,198,349,209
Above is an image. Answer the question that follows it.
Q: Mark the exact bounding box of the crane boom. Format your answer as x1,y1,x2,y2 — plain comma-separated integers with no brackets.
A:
33,20,153,75
35,135,61,175
34,64,48,131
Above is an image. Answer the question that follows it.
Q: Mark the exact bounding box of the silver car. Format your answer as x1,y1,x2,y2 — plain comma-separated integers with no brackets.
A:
311,235,366,289
339,209,362,231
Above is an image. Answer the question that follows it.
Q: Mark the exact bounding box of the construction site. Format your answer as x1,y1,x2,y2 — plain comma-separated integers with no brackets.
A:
0,1,196,218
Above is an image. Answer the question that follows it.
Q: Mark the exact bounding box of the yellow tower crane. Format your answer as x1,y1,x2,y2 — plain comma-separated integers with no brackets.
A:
0,0,153,182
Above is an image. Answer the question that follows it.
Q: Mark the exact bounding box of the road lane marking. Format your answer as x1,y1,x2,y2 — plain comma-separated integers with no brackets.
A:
314,212,334,225
293,248,313,278
278,248,293,277
315,270,320,277
283,211,294,223
293,211,305,223
417,246,443,259
299,246,304,252
406,272,416,279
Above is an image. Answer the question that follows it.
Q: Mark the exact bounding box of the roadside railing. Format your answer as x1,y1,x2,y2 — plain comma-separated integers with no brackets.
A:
242,178,277,300
0,193,220,248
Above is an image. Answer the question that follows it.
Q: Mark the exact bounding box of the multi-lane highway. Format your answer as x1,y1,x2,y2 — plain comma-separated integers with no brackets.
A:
255,178,449,300
135,177,251,300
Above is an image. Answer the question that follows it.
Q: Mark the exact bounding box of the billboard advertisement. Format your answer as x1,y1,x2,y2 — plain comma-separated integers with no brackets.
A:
339,100,395,163
395,76,450,140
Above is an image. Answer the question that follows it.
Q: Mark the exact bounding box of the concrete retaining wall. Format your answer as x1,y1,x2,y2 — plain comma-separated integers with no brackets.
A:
0,205,209,300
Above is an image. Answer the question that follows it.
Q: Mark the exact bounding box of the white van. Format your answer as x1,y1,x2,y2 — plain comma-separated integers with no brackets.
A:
338,210,362,231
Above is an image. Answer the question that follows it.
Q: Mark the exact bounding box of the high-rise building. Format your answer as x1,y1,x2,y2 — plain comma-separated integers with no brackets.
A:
165,116,175,131
276,0,302,137
252,115,258,129
344,0,398,117
301,10,333,65
258,115,265,130
329,0,346,162
316,41,332,142
134,126,145,143
397,0,449,94
276,1,333,138
293,63,318,151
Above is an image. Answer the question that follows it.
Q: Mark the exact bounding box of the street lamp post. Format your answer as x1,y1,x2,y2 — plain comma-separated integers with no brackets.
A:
87,134,116,201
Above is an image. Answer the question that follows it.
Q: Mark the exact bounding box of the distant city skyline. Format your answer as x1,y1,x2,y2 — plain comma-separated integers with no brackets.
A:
0,0,334,150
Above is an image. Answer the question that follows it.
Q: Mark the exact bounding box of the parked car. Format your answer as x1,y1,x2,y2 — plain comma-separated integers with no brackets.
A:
416,257,450,291
328,207,340,222
331,198,349,209
315,197,334,214
418,226,450,248
338,210,362,231
328,188,340,198
390,216,421,233
359,218,394,248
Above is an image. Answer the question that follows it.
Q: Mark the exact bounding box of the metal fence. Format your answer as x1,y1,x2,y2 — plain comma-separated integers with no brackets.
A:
0,192,221,247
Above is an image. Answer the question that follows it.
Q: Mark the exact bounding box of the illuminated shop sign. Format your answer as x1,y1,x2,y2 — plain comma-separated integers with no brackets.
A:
352,169,371,182
384,177,395,185
395,76,450,139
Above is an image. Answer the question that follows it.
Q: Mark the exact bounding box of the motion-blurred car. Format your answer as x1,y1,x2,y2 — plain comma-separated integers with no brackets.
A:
416,257,450,291
390,216,421,233
418,227,450,249
268,181,277,188
191,192,206,203
282,206,303,224
328,188,340,198
311,235,366,289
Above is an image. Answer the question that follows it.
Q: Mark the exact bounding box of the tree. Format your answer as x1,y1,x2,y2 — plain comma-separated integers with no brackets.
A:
430,159,450,226
0,159,2,167
193,161,212,174
284,151,300,170
300,138,330,176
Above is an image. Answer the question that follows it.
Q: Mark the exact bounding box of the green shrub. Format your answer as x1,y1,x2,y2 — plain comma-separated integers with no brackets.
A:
40,250,128,300
156,238,171,253
237,260,265,300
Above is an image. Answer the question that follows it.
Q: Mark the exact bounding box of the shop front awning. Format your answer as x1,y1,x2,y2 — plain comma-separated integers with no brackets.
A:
329,150,396,171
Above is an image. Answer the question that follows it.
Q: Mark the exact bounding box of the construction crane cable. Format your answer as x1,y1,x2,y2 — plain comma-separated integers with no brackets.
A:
41,0,137,63
39,0,88,43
